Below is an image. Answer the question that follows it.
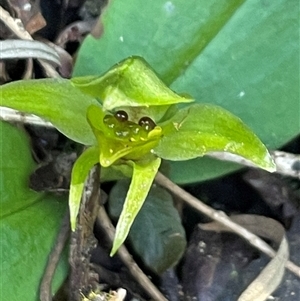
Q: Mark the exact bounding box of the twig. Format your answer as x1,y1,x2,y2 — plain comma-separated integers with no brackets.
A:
69,166,101,301
209,151,300,179
97,206,168,301
0,39,61,65
271,150,300,179
23,58,34,79
0,6,60,78
155,171,300,278
40,212,70,301
90,264,146,299
0,107,53,127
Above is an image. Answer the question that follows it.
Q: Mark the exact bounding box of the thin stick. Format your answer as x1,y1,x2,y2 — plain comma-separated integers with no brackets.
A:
209,151,300,179
40,212,70,301
97,206,168,301
271,150,300,179
0,6,60,78
0,107,53,127
69,166,101,301
155,171,300,278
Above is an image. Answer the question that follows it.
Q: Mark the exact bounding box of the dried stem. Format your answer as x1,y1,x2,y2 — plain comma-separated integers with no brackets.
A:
0,107,53,127
209,151,300,179
97,206,168,301
69,166,101,301
155,171,300,278
271,150,300,179
0,6,60,78
40,212,70,301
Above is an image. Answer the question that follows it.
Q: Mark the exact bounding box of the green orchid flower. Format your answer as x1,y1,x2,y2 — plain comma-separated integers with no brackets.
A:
86,104,163,167
0,56,275,255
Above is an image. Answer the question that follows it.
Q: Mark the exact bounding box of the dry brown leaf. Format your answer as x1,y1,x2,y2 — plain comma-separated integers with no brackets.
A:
200,214,289,301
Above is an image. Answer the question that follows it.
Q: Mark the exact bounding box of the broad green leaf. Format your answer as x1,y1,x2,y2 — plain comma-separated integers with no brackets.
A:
73,0,299,183
1,196,68,301
166,156,241,185
109,180,186,274
155,104,275,172
0,122,39,216
0,121,68,301
71,56,193,111
0,78,98,145
110,157,161,255
69,146,99,231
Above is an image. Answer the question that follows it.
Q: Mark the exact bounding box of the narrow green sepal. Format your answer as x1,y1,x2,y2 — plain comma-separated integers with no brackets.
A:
110,157,161,256
69,146,100,231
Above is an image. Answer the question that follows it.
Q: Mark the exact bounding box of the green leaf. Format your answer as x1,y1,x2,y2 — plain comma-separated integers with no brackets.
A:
72,56,193,111
1,196,68,301
166,157,241,185
110,157,161,255
69,146,100,231
155,104,275,172
109,180,186,274
0,122,39,217
0,121,68,300
0,78,99,145
73,0,299,183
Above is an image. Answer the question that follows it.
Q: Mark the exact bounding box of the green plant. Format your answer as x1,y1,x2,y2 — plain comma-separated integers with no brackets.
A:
0,56,275,258
74,0,298,184
1,1,298,299
0,121,68,301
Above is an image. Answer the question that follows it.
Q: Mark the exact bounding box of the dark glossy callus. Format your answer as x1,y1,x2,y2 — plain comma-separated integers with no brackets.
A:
138,116,156,131
114,110,128,122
